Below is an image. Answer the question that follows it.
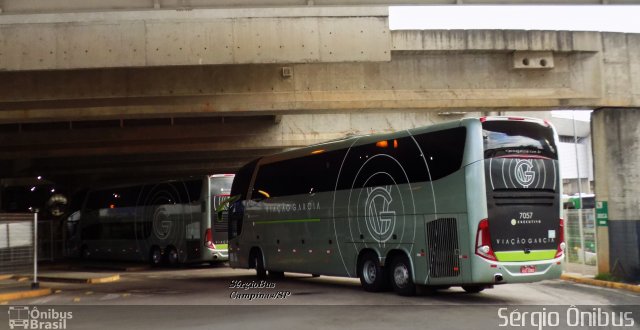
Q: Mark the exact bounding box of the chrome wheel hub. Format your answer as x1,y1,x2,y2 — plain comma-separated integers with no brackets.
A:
362,260,377,284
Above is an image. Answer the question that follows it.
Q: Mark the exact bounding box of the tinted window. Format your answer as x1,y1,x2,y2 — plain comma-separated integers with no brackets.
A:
251,127,467,198
411,127,467,181
210,176,233,196
85,186,142,211
138,179,203,206
81,224,100,240
482,121,557,159
229,159,259,239
253,149,347,199
333,136,428,191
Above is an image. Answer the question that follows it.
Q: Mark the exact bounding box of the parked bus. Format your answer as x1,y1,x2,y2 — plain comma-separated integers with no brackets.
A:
562,193,595,209
78,174,234,266
228,117,564,295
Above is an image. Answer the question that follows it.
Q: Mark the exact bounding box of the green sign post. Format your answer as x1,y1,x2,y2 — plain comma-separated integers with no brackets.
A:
596,201,609,227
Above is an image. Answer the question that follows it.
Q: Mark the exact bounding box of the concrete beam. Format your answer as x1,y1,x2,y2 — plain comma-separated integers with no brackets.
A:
0,7,390,70
0,0,637,14
0,47,605,124
392,30,603,52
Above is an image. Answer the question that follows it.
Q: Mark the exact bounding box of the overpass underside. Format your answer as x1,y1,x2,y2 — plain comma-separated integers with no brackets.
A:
1,7,639,183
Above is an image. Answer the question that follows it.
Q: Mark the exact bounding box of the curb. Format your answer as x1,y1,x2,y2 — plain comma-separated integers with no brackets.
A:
35,274,120,284
0,288,52,301
87,274,120,284
561,274,640,293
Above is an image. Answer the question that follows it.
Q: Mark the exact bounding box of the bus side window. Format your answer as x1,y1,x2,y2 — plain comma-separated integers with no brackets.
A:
412,127,467,180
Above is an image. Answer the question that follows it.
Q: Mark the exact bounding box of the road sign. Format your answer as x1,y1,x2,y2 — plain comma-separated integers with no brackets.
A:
596,201,608,227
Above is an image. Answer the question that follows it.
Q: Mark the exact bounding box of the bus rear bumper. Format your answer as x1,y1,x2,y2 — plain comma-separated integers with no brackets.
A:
473,256,564,284
205,248,229,262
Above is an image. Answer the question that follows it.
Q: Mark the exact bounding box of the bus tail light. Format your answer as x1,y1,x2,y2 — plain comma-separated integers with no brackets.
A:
205,228,216,250
475,219,497,261
555,218,566,258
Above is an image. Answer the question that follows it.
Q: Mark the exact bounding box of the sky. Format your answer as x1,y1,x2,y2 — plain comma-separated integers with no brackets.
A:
389,5,640,33
551,110,593,122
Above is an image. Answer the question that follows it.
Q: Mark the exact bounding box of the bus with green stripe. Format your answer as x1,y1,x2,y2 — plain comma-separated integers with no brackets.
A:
228,117,564,295
77,174,234,266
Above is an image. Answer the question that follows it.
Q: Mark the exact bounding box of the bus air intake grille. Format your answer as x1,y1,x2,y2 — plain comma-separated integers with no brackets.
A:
492,190,555,206
426,218,460,278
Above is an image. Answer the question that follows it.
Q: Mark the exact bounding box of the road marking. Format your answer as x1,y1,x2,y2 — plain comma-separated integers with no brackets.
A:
73,297,81,302
100,294,120,301
32,296,55,304
85,291,94,295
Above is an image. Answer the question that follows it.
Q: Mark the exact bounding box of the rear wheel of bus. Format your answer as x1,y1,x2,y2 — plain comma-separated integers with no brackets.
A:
80,245,90,260
358,252,388,292
150,246,162,267
389,254,416,296
166,246,179,266
269,270,285,279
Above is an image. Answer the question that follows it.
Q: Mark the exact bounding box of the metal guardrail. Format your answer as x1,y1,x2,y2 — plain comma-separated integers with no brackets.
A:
0,213,39,288
564,209,597,267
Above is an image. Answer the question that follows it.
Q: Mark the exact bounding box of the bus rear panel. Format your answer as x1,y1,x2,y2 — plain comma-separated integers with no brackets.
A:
470,117,564,284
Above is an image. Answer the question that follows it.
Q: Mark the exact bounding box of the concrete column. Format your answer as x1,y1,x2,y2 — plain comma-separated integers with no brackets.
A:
592,108,640,280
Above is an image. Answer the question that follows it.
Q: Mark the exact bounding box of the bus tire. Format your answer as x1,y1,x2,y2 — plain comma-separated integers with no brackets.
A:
80,245,90,259
251,249,267,279
462,285,485,294
150,246,163,267
269,270,285,279
358,252,387,292
166,246,179,266
389,254,416,296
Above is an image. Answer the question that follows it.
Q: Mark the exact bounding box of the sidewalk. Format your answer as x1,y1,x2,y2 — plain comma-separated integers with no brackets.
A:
563,262,597,277
0,277,51,302
561,272,640,293
0,270,120,302
562,262,640,294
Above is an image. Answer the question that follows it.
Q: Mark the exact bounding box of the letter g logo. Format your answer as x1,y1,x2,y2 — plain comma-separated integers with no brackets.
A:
514,159,536,188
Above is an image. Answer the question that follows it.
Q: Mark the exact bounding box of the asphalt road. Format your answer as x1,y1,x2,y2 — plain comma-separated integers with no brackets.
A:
3,264,640,330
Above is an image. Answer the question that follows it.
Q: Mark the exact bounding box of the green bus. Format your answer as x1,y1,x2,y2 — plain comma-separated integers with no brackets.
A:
228,117,564,295
78,174,234,265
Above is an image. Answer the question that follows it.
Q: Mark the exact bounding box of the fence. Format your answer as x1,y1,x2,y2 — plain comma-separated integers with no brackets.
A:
0,213,36,277
563,208,597,267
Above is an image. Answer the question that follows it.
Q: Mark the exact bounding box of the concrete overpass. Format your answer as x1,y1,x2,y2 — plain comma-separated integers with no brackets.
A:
1,3,640,279
1,8,639,178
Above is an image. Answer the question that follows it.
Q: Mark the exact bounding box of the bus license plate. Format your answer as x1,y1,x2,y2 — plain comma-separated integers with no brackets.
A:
520,265,536,273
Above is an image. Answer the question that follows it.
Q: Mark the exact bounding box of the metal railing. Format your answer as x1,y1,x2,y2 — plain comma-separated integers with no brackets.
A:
0,213,39,288
563,208,597,267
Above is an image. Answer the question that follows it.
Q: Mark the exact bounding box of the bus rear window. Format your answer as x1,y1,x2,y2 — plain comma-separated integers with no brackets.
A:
210,176,233,196
482,121,557,159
